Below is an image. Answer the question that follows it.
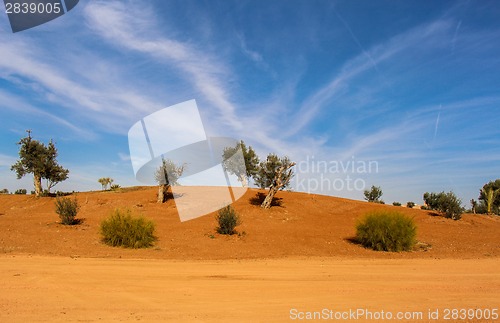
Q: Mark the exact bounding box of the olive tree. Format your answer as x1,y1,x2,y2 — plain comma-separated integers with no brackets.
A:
155,158,185,203
423,191,463,220
254,154,295,209
11,130,68,197
364,185,383,203
222,140,259,187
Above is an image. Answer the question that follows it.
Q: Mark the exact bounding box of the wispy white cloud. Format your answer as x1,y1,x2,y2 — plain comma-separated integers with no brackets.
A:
0,23,170,136
118,152,131,162
286,19,455,138
83,0,242,131
0,89,94,138
237,33,263,63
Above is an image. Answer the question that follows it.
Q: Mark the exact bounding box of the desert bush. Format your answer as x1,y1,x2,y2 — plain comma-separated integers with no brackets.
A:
15,189,27,195
438,192,463,220
392,202,401,206
0,188,9,194
475,201,488,214
216,205,241,235
110,184,121,191
100,209,156,248
364,185,383,203
55,197,79,225
407,201,415,208
423,191,463,220
424,191,463,219
356,211,417,252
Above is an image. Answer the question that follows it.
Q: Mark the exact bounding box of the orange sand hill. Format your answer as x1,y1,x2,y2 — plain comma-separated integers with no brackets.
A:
0,187,499,259
1,188,499,322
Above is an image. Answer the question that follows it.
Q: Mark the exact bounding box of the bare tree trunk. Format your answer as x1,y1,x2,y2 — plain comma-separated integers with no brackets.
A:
261,185,278,209
158,184,165,203
239,174,248,188
157,184,171,203
260,161,296,209
34,173,42,197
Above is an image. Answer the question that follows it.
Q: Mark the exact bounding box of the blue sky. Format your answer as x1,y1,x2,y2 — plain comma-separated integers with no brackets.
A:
1,0,499,205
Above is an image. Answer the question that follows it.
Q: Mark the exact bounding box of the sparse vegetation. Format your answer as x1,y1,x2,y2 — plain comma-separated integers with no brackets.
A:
423,191,463,220
0,188,9,194
356,211,417,252
392,202,401,206
100,209,156,248
98,177,114,191
55,197,80,225
470,199,477,214
14,189,27,195
216,205,241,235
254,154,295,209
110,184,121,191
155,158,185,203
11,130,69,197
407,201,415,209
364,185,383,203
222,140,260,187
479,180,500,215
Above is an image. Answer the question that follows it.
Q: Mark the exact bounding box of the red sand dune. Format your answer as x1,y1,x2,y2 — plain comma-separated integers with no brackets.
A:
0,187,499,322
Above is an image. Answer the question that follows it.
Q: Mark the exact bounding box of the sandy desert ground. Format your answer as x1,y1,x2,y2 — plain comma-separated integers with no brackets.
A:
0,187,499,322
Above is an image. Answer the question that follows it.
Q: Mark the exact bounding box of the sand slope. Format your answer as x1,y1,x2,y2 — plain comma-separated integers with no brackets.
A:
0,187,499,259
0,188,499,322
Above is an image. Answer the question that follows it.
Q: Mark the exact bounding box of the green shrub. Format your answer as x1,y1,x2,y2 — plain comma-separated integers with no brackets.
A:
438,192,463,220
407,201,415,208
110,184,121,191
364,185,383,203
216,205,241,235
392,202,401,206
14,189,27,195
100,209,156,248
356,211,417,252
424,191,463,220
55,197,79,225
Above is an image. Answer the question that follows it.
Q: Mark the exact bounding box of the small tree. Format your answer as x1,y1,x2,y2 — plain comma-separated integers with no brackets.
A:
43,141,69,193
11,130,69,197
98,178,107,190
364,185,383,203
423,192,440,210
479,180,500,215
98,177,114,191
155,158,185,203
406,201,415,209
438,192,463,220
254,154,295,209
423,191,463,220
222,140,259,187
470,199,477,214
